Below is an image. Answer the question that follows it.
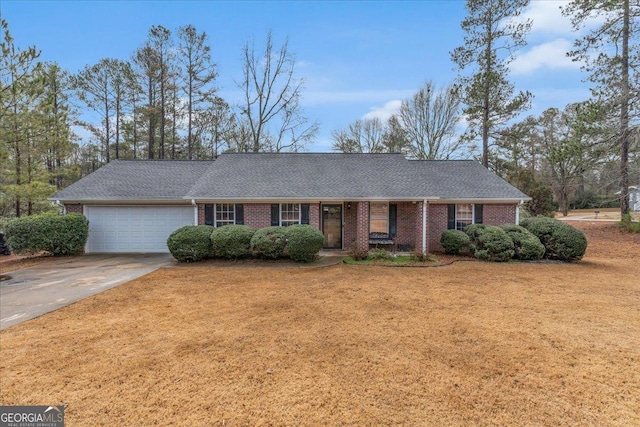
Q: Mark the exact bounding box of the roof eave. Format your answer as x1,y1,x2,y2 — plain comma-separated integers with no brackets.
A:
49,198,194,205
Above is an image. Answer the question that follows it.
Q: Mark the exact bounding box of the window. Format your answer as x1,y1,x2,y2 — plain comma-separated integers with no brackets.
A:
448,204,483,230
215,203,235,227
370,202,389,234
456,204,473,230
280,203,300,227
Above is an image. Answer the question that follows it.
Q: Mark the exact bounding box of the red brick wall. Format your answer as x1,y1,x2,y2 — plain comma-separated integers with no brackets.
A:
394,201,417,249
199,203,322,230
243,204,272,229
355,201,369,251
428,204,449,252
197,204,205,225
309,203,320,229
344,201,357,249
64,204,83,214
484,204,517,225
428,203,518,252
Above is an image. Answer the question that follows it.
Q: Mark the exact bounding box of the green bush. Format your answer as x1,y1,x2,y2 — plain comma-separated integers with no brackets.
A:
4,213,88,256
250,226,288,259
210,225,256,259
464,224,487,254
499,224,545,260
440,229,470,255
367,248,393,261
284,225,324,262
520,217,587,261
167,225,214,262
618,212,640,234
472,225,515,262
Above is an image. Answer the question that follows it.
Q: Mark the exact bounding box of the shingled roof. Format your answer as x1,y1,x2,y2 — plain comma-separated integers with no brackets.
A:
52,160,214,201
52,153,529,202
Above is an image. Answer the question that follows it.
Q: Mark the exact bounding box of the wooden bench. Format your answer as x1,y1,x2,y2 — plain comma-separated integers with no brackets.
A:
369,232,395,245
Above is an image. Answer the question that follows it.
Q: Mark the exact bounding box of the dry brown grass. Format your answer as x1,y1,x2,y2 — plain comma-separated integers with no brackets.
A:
1,222,639,426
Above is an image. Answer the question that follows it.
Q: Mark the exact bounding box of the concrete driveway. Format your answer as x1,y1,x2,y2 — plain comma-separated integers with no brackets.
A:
1,254,173,330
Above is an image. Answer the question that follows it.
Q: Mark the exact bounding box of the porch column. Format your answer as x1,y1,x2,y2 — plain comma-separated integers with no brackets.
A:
414,201,424,253
355,201,369,251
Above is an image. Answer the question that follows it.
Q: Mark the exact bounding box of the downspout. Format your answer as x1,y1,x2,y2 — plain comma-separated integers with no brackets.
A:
192,199,198,225
422,199,427,254
56,200,66,215
516,200,522,225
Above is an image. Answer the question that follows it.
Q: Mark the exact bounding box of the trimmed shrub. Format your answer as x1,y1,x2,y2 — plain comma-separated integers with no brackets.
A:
210,225,256,259
464,223,487,240
367,248,393,261
499,224,545,260
4,213,88,256
284,225,324,262
472,225,515,262
167,225,214,262
250,226,288,259
520,217,587,261
440,229,470,255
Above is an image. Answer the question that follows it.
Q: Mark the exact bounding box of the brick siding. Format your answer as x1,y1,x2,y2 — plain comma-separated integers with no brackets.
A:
69,201,516,253
428,203,518,252
355,201,369,251
64,204,83,214
344,201,358,249
198,202,322,231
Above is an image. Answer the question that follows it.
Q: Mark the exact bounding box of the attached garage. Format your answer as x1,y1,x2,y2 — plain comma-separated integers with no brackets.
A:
84,206,195,253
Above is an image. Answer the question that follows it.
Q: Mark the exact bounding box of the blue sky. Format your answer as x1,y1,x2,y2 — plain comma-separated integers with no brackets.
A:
1,0,593,152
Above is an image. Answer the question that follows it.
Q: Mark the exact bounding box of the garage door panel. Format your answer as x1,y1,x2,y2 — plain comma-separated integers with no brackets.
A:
85,206,194,253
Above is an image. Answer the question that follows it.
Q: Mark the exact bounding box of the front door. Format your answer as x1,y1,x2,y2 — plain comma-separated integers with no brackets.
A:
322,204,342,249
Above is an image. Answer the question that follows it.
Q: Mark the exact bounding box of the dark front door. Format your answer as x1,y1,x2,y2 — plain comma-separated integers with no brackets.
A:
322,204,342,249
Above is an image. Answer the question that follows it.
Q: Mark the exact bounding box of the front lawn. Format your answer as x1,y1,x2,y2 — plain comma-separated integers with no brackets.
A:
1,222,638,426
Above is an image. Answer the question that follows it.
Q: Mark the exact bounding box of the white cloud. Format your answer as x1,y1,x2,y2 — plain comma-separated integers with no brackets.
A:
517,0,607,37
363,100,403,121
511,38,580,75
519,0,573,36
302,89,413,107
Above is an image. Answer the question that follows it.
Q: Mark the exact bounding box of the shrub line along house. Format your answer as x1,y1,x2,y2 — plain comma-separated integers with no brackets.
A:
51,153,529,254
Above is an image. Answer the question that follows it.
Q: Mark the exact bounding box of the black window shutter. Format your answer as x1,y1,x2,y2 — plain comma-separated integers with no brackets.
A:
301,204,310,224
235,204,244,225
447,204,456,230
389,204,397,236
271,204,280,226
204,204,214,226
474,204,483,224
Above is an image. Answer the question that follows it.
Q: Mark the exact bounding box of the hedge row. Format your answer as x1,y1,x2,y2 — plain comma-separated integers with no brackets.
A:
167,224,324,263
520,217,587,261
439,218,586,262
4,213,89,256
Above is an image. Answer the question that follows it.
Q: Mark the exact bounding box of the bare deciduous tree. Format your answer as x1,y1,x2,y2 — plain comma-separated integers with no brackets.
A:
238,31,317,152
397,81,464,160
331,118,386,153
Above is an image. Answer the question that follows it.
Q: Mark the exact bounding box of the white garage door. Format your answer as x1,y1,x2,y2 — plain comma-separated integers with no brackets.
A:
85,206,195,253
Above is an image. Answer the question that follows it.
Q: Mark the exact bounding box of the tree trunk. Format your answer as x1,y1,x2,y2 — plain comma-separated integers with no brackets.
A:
619,0,630,215
115,89,120,159
147,74,155,159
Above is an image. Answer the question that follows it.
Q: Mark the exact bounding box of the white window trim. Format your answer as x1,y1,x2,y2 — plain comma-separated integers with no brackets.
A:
369,201,390,234
455,203,474,231
214,203,236,227
280,203,301,226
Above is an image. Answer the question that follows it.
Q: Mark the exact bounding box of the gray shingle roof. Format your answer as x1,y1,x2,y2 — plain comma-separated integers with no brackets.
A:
52,160,214,201
52,154,529,202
